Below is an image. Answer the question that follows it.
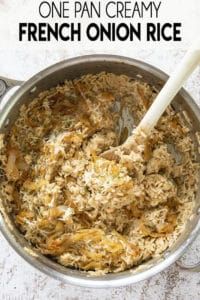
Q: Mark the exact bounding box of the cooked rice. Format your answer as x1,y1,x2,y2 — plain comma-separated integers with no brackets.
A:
0,72,198,275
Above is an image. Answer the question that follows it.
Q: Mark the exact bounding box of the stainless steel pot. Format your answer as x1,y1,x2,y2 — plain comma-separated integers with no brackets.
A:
0,55,200,288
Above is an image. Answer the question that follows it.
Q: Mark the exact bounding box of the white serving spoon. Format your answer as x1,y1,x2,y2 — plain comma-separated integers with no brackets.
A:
102,41,200,160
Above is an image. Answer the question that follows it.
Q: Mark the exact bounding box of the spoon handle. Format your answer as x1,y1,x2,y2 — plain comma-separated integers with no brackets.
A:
136,42,200,135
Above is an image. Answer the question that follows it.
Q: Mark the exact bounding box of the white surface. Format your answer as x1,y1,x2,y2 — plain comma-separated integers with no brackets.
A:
0,49,200,300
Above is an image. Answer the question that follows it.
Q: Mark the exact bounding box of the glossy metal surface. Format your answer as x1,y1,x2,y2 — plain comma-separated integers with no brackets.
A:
0,55,200,287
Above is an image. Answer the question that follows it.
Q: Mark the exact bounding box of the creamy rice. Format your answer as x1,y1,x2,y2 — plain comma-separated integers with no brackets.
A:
0,72,198,275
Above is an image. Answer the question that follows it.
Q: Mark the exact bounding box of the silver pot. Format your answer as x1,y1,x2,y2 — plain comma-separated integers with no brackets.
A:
0,55,199,288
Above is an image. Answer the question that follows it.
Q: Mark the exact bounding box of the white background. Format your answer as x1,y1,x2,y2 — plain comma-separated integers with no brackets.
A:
0,0,200,299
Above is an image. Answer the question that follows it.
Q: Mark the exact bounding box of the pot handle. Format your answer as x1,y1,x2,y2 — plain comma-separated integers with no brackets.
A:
176,241,200,272
0,76,23,102
177,260,200,272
